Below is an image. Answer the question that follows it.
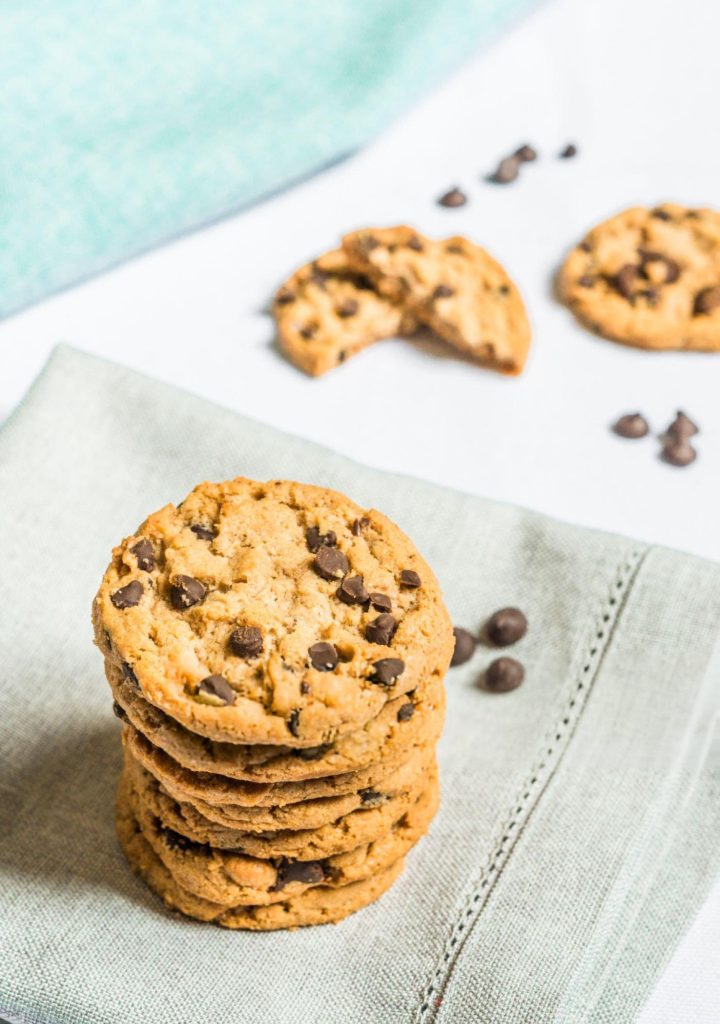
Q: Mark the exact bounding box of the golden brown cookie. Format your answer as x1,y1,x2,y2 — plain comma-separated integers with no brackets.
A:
559,203,720,350
110,661,444,784
93,478,453,747
125,747,437,858
117,799,405,929
342,226,531,374
273,248,416,376
118,763,437,907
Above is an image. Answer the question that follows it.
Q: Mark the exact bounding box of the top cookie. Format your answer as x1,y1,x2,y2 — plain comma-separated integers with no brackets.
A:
559,203,720,350
93,478,453,747
273,248,416,376
342,226,531,374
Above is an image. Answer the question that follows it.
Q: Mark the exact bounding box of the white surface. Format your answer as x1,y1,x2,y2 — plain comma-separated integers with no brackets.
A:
1,0,718,1018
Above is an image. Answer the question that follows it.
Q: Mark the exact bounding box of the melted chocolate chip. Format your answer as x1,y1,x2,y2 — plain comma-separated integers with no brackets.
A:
308,642,339,671
365,613,397,645
370,658,405,687
306,527,337,553
666,410,699,440
190,523,216,541
486,607,528,647
407,236,424,251
110,580,143,609
369,592,392,612
578,275,595,287
121,661,139,687
651,208,672,221
559,143,577,159
112,701,128,721
337,575,369,605
400,569,421,589
514,144,537,162
614,264,639,298
163,828,193,851
229,625,263,658
131,539,155,572
197,675,236,706
351,517,369,536
299,325,316,339
693,286,720,315
451,627,476,667
397,701,415,722
336,299,359,318
433,284,455,299
275,288,295,305
359,235,379,254
272,859,325,891
169,575,206,610
613,413,650,439
313,546,348,580
294,744,331,761
359,788,384,806
484,657,525,692
288,709,301,737
639,251,680,285
438,187,467,208
579,240,592,253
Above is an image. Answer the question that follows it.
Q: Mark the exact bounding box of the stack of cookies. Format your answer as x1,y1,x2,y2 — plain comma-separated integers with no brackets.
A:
274,225,531,376
93,478,453,929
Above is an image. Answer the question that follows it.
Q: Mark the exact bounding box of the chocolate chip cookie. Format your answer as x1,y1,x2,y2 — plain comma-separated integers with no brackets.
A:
559,204,720,350
274,248,416,376
93,478,453,747
342,226,531,374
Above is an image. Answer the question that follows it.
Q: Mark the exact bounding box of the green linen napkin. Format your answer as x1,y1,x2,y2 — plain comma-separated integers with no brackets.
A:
0,345,718,1024
0,0,530,320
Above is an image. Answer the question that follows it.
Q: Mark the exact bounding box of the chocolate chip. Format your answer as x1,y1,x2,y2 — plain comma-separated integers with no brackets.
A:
614,264,639,298
489,156,520,184
579,240,592,253
299,325,315,339
312,546,348,580
272,859,325,891
308,642,339,671
305,526,337,553
310,267,328,287
639,251,680,285
514,144,537,162
407,236,424,251
433,284,455,299
446,243,464,254
169,574,206,609
112,701,127,721
451,627,476,667
613,413,650,439
486,607,528,646
693,286,720,315
336,299,359,318
397,701,415,722
131,539,155,572
370,658,405,686
359,235,379,253
559,143,577,159
294,744,331,761
197,675,236,706
190,523,216,541
651,208,672,221
229,625,263,658
121,661,139,687
337,575,369,605
338,350,347,363
662,441,697,467
275,288,295,305
438,187,467,208
369,592,392,612
359,788,384,806
351,517,369,536
163,828,192,851
300,681,310,695
365,613,397,645
666,410,699,440
484,657,525,693
578,275,595,287
288,709,301,737
400,569,421,589
110,580,143,609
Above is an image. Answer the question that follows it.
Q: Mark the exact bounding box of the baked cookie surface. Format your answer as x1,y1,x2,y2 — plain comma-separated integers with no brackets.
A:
560,203,720,350
274,248,416,376
94,478,453,747
342,226,531,374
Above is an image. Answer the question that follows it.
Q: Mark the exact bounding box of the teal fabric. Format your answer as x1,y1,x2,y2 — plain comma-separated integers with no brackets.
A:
0,0,529,319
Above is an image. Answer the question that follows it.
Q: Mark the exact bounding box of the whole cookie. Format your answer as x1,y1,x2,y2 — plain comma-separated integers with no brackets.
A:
94,478,453,747
126,748,436,859
117,800,404,929
560,203,720,350
123,725,429,828
342,226,531,374
119,765,437,907
274,248,416,376
110,662,445,783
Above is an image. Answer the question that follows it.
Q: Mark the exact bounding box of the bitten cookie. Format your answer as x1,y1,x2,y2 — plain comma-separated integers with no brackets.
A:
342,226,531,374
93,478,453,747
274,248,416,376
559,203,720,350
